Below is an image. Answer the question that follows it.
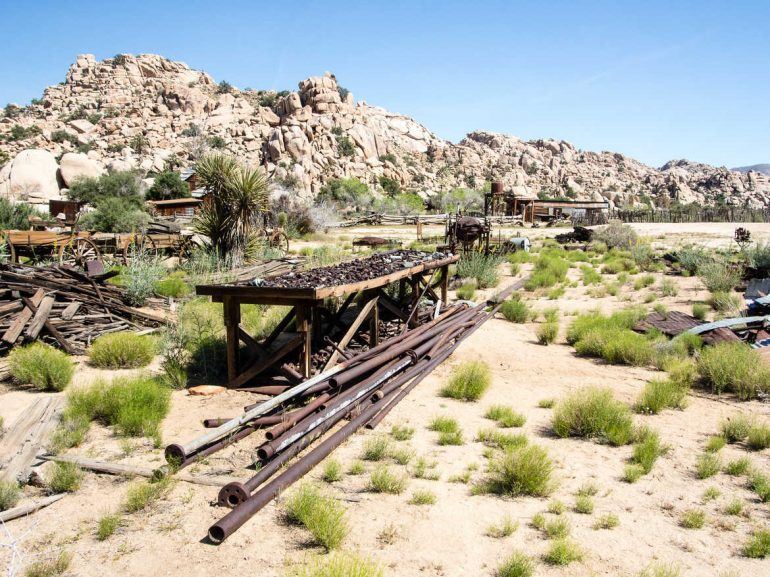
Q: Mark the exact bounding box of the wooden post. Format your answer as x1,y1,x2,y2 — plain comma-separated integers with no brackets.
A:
440,265,449,303
364,289,380,347
223,296,241,384
296,304,312,378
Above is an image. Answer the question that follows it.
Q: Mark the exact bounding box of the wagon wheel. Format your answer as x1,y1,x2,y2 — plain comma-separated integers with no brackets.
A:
175,236,194,263
271,231,290,255
122,234,158,264
59,237,101,268
2,234,16,264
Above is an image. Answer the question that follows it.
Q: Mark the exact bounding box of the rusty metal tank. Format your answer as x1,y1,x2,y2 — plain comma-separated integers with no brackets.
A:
455,216,485,243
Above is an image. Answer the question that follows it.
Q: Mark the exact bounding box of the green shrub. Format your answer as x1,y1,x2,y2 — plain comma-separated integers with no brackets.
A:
123,478,172,513
747,422,770,450
631,427,667,474
389,445,414,465
594,222,637,250
485,405,526,428
705,435,726,453
723,498,744,516
659,278,678,296
663,357,698,387
544,517,571,539
679,508,706,529
322,459,343,483
441,360,491,401
538,398,555,409
524,253,569,290
593,513,620,529
437,430,464,445
623,463,644,483
708,291,742,312
347,461,365,475
698,261,741,293
547,499,566,515
123,251,165,306
0,198,47,230
23,552,71,577
0,481,21,511
455,279,477,300
88,332,155,369
743,527,770,558
566,308,646,345
720,414,753,442
65,375,171,438
500,299,530,323
543,538,583,565
408,489,436,505
368,466,407,494
574,494,594,514
724,456,752,476
428,415,459,434
476,429,527,450
634,378,688,414
574,327,656,366
581,264,602,285
638,563,681,577
47,462,83,493
291,553,384,577
284,484,348,550
8,343,74,391
633,274,655,290
497,552,534,577
146,171,190,201
361,436,391,461
537,321,559,345
154,275,191,298
748,471,770,502
456,253,503,288
476,444,554,497
96,513,122,540
692,302,708,321
698,343,770,399
390,424,414,441
695,452,721,479
486,514,519,538
552,386,634,446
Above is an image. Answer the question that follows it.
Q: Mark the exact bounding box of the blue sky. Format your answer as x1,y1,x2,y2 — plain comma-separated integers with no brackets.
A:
1,0,768,168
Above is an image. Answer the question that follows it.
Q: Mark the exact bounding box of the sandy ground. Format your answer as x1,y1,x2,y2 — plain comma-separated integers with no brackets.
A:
2,223,770,577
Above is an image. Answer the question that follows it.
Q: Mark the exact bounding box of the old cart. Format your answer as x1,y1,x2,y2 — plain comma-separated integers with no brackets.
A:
3,229,101,267
91,231,195,264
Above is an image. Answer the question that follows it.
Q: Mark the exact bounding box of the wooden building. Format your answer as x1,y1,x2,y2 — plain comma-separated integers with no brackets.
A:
147,197,203,218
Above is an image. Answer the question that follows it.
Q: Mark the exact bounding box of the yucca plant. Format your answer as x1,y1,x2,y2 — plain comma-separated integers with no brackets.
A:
193,154,269,264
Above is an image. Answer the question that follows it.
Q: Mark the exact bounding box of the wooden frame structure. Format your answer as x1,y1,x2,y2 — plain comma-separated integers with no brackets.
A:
196,254,458,387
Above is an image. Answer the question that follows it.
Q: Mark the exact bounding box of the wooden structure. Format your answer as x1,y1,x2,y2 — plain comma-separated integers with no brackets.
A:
197,253,458,385
147,197,203,217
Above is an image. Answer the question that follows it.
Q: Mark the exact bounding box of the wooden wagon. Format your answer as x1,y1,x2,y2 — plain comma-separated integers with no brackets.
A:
3,229,100,267
91,231,195,263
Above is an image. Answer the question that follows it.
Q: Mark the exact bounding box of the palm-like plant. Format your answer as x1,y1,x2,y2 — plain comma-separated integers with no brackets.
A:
193,154,269,264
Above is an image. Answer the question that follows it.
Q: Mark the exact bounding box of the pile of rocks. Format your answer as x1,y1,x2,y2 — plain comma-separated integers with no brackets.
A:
1,53,769,209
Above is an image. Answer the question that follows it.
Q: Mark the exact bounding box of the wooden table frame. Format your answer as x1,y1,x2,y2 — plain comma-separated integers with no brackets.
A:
196,254,457,387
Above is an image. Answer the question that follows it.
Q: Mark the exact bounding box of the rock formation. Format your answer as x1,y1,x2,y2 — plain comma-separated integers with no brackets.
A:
1,53,769,209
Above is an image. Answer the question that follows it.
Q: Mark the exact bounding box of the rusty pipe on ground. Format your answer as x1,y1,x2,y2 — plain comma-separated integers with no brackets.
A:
263,393,331,441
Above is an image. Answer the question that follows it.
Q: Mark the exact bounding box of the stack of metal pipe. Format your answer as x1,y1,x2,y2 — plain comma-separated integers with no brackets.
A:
164,280,523,544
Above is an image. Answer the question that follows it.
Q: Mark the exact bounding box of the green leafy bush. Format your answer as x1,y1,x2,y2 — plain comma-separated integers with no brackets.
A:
441,360,491,401
8,343,74,391
456,252,503,288
552,386,634,446
0,481,21,511
316,177,373,210
698,342,770,399
88,332,155,369
634,378,688,414
475,444,554,497
500,299,530,323
146,171,190,201
698,260,741,293
0,198,47,230
593,222,637,250
284,484,348,550
47,462,83,493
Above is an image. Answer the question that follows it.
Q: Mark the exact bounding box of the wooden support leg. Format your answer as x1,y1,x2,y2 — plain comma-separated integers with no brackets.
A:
440,265,449,303
296,304,312,378
363,289,379,347
223,297,241,385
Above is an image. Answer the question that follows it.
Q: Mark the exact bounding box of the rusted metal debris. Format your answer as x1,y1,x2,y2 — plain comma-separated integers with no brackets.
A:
252,250,449,289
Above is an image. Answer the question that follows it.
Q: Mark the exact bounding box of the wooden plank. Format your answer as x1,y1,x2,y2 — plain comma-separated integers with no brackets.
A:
263,307,296,348
324,296,378,370
228,334,303,388
20,296,79,355
0,395,64,484
25,295,55,339
223,297,241,384
377,290,409,321
0,494,65,523
296,304,312,378
60,301,82,320
2,288,44,343
0,301,23,317
37,454,242,487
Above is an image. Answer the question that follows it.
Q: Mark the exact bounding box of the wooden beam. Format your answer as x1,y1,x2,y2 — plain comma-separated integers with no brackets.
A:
376,289,409,321
25,295,55,340
228,334,303,389
295,304,312,378
324,295,378,370
3,288,44,343
223,297,241,384
0,494,65,523
263,307,295,348
440,264,449,303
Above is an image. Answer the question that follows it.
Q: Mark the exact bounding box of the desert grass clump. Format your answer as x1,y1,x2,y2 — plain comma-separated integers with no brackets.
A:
576,481,599,496
410,457,440,480
525,252,569,290
284,484,348,551
8,342,74,391
724,456,752,476
705,435,726,453
698,342,770,400
692,302,708,321
747,422,770,450
486,515,519,538
500,299,530,323
743,527,770,558
368,466,407,494
659,278,678,297
551,386,634,446
724,499,744,516
547,499,566,515
0,481,21,511
538,398,555,409
630,427,667,474
574,495,594,514
702,486,721,502
436,429,463,445
679,508,706,529
428,415,459,434
408,489,436,505
88,332,155,369
496,551,534,577
537,320,559,345
720,414,753,443
441,360,491,401
593,513,619,530
96,513,123,541
623,464,645,483
389,445,415,465
456,252,503,288
455,279,477,301
634,378,688,414
23,552,71,577
698,260,741,293
638,562,682,577
476,444,554,497
390,424,414,441
65,375,171,438
581,264,602,286
544,517,571,539
321,459,343,483
291,553,384,577
566,307,646,344
633,274,655,290
695,452,721,479
748,470,770,502
485,405,526,428
361,435,391,461
543,538,583,566
123,477,172,513
47,462,83,493
476,428,527,450
708,290,742,313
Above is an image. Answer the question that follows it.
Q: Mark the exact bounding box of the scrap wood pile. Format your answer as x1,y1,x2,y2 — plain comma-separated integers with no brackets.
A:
164,278,524,544
0,262,166,355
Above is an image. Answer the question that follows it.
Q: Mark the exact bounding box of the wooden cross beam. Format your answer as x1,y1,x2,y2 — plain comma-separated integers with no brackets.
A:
323,295,379,370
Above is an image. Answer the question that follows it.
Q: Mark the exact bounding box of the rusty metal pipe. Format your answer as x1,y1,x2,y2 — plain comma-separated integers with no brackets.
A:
264,393,331,441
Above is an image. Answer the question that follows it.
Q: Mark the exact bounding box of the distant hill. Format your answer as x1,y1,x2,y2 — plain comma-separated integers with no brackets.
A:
732,164,770,176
